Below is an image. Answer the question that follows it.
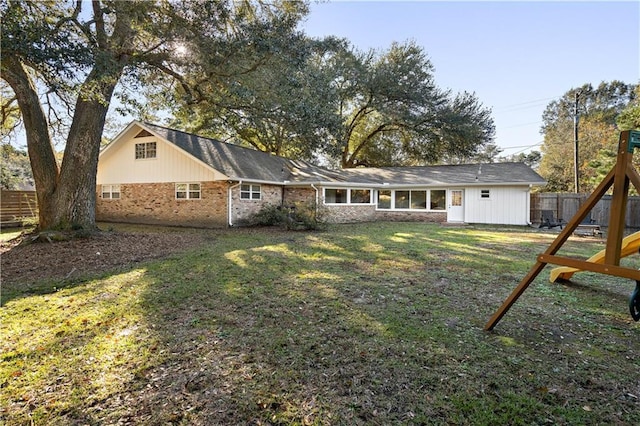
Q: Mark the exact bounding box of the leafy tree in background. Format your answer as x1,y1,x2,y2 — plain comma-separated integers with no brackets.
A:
617,84,640,131
176,39,495,168
1,0,307,232
538,81,637,193
1,144,33,190
324,42,495,168
171,35,344,162
500,151,542,170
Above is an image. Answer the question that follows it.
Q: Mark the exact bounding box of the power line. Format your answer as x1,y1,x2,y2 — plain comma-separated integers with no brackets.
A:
499,141,544,156
493,96,560,113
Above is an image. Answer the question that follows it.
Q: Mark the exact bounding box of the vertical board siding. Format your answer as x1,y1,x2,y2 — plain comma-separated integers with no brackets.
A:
97,136,221,184
465,187,530,225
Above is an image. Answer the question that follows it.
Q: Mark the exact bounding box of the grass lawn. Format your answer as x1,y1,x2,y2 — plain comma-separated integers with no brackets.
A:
2,222,639,425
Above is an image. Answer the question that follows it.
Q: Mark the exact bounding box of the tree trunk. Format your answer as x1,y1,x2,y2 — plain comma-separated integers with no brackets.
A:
53,68,121,231
1,56,60,230
2,57,121,231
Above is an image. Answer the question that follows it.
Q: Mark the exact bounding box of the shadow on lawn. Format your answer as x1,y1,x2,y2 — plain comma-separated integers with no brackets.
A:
5,224,640,425
114,224,640,425
87,226,476,423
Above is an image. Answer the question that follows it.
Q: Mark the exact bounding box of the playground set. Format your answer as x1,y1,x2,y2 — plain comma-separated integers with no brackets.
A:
485,130,640,331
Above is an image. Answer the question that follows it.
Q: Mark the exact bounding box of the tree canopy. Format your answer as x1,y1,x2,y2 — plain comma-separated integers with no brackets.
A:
1,0,307,231
170,35,344,162
3,0,496,232
538,81,638,193
173,39,495,168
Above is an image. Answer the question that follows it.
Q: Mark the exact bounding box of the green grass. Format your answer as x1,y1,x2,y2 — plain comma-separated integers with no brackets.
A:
2,223,639,425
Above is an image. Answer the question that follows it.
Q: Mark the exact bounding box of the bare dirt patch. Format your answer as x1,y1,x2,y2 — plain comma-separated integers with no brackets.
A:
1,228,207,285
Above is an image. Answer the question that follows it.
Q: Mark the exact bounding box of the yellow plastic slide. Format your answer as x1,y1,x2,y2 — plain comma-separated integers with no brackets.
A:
549,231,640,282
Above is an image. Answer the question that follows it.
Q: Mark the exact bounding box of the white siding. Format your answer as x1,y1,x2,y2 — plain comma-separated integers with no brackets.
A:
97,135,224,184
464,186,531,225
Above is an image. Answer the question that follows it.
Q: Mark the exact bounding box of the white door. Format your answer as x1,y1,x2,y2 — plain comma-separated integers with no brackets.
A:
448,189,464,222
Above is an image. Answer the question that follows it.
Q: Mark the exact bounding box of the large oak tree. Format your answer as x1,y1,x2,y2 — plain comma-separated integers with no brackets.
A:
174,39,495,168
329,42,495,168
1,0,306,231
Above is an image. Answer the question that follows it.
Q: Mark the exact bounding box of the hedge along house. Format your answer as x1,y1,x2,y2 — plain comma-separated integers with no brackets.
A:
96,121,546,228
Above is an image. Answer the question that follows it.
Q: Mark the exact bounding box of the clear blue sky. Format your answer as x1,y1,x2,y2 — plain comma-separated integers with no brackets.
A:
301,0,640,156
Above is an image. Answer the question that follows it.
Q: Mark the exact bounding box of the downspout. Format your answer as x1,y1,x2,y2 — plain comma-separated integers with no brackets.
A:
526,185,533,227
311,184,320,216
228,180,242,227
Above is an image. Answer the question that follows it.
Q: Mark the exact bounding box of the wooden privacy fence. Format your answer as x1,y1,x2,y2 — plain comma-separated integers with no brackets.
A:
0,190,38,227
531,192,640,229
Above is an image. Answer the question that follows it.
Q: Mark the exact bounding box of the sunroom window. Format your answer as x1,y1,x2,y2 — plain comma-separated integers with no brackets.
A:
324,188,348,204
376,189,447,211
430,190,446,210
378,190,391,209
350,189,371,204
395,191,410,209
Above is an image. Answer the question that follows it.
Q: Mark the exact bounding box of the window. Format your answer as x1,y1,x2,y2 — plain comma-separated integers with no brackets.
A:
135,142,156,159
324,188,348,204
101,184,120,199
376,189,447,211
325,188,372,204
480,189,491,199
395,191,410,209
176,183,201,199
240,184,261,200
410,191,427,209
430,190,446,210
350,189,371,204
378,190,391,209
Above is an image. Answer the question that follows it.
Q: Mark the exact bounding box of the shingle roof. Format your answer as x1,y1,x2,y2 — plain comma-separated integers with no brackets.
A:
326,163,547,187
140,122,545,187
142,122,304,182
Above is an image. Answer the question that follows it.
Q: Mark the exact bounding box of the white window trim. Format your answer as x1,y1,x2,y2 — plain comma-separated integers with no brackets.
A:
375,189,447,211
323,188,349,205
323,188,373,205
135,141,157,160
176,182,201,200
101,184,121,200
240,184,262,201
480,189,491,200
349,188,373,205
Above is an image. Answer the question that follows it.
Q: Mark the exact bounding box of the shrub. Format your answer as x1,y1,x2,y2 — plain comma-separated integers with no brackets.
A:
249,204,288,227
249,202,326,231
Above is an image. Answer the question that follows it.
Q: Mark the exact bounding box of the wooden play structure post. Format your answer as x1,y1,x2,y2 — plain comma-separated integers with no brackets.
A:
485,130,640,331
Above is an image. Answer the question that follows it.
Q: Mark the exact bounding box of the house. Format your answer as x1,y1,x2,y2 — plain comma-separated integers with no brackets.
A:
96,121,546,228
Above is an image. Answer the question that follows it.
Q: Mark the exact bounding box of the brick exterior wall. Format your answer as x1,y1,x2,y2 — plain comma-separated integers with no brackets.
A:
324,205,376,223
373,210,447,223
96,181,228,228
97,182,449,228
283,187,316,206
323,206,446,224
230,184,283,226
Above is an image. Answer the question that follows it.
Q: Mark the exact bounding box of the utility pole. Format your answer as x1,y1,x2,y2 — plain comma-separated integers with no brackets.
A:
573,90,580,194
